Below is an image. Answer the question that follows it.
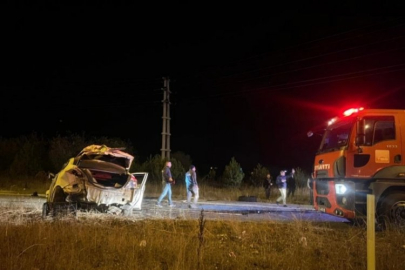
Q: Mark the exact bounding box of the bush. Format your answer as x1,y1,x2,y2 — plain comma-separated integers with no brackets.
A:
250,163,269,187
222,157,245,187
48,134,87,172
9,133,49,178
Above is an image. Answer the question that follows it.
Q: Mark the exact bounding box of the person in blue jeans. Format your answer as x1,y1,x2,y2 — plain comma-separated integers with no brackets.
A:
156,161,176,207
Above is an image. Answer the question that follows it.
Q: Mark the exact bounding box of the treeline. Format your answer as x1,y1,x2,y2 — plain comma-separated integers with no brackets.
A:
0,133,133,179
0,132,309,188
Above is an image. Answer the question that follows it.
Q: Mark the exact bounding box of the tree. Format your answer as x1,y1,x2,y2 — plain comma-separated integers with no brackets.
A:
169,158,186,184
222,157,245,187
139,155,166,183
171,151,192,172
0,137,19,175
48,134,87,172
139,155,185,184
250,163,269,187
9,133,49,178
294,167,308,188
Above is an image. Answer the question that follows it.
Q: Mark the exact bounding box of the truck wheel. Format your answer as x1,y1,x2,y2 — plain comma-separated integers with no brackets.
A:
379,192,405,228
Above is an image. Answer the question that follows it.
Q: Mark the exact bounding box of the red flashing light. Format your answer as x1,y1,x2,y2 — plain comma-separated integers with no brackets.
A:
343,107,364,117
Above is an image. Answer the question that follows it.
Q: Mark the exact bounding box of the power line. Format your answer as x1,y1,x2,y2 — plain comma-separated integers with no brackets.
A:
173,18,405,91
178,64,405,102
224,17,405,68
237,42,405,83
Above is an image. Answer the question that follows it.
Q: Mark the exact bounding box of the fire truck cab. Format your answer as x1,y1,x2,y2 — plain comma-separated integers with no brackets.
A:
309,108,405,226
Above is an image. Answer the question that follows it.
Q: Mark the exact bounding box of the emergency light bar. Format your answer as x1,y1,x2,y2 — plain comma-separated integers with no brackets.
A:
343,107,364,117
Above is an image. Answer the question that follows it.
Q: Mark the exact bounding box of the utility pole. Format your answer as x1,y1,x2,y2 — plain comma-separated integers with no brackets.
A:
161,76,171,160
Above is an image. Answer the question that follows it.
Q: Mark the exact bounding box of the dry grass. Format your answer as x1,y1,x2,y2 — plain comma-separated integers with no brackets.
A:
0,206,404,270
1,179,404,269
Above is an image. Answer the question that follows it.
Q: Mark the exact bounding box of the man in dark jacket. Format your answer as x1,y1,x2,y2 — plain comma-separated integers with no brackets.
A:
287,168,296,198
263,173,272,199
156,161,175,207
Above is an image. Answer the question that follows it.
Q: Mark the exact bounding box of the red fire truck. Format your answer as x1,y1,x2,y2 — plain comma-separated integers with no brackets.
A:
308,107,405,226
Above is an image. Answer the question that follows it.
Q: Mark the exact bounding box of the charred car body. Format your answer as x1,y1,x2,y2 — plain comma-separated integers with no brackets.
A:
43,144,148,217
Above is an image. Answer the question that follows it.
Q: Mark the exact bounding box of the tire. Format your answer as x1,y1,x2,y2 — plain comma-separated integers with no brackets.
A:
50,186,66,218
42,202,50,218
238,196,257,202
52,186,66,203
378,192,405,228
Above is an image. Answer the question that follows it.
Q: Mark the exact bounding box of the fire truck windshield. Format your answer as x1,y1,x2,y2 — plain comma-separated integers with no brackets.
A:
319,119,354,152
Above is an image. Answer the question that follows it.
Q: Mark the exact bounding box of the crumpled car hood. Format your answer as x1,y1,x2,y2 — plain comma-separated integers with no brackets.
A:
78,144,134,170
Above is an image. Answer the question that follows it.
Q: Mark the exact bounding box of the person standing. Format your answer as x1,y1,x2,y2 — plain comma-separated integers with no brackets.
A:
156,161,175,207
276,170,288,207
185,165,199,208
263,173,273,200
287,168,296,198
307,172,314,205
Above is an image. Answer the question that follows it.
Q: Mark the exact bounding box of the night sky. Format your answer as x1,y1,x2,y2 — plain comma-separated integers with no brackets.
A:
2,3,405,175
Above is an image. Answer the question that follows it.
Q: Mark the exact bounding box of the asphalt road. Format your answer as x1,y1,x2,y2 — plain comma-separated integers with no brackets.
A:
0,192,350,223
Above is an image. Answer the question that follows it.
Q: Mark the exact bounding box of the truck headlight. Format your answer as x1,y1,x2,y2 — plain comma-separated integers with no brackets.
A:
341,197,347,205
335,184,347,194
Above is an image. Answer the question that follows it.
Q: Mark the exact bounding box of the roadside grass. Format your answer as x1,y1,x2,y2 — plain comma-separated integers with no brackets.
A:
0,206,404,270
1,178,404,269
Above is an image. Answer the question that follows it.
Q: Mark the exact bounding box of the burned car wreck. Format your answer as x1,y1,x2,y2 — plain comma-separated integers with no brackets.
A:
43,144,148,217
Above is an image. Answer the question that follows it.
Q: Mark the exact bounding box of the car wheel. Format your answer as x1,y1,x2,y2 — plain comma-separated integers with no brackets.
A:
50,186,67,217
378,191,405,228
52,186,66,203
42,202,50,218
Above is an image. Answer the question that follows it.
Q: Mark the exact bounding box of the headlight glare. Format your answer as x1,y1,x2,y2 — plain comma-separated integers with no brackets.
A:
335,184,347,194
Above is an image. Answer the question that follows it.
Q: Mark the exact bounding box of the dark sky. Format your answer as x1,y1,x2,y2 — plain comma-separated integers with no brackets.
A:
2,2,405,175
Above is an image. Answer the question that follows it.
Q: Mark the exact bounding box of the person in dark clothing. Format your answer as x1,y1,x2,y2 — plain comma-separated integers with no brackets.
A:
156,161,175,207
263,173,273,199
185,165,199,208
286,168,296,198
